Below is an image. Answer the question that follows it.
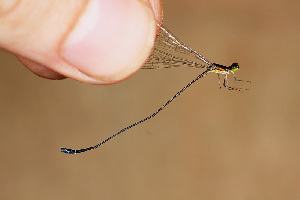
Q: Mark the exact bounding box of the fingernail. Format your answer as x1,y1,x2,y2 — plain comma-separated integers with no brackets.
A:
61,0,155,81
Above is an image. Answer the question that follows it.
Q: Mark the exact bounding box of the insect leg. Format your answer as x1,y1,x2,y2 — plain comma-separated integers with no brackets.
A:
232,72,251,83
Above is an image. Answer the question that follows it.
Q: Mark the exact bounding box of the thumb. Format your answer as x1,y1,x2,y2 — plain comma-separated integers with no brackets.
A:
0,0,157,84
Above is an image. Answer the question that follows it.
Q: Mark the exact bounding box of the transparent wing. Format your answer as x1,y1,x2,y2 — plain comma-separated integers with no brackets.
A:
142,23,212,70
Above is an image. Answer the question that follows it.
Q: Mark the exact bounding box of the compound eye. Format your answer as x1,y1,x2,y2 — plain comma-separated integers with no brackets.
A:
230,63,239,71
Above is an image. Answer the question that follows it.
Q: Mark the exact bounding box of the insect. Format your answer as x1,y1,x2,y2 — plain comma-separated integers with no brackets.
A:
211,63,250,91
61,23,250,154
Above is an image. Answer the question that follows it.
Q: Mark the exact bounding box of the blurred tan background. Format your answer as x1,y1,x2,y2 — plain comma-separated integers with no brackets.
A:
1,0,300,199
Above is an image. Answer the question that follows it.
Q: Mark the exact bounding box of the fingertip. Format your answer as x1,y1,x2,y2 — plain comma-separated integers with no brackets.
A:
61,0,156,83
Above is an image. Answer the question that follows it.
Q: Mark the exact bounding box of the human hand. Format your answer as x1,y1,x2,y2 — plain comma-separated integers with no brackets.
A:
0,0,162,84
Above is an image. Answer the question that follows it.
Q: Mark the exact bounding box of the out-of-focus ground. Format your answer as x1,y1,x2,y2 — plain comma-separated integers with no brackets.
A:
1,0,300,199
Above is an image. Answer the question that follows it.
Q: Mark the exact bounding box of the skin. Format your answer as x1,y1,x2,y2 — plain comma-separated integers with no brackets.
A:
0,0,163,84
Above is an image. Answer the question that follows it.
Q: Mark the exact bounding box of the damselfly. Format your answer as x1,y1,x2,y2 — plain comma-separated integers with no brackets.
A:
61,23,250,154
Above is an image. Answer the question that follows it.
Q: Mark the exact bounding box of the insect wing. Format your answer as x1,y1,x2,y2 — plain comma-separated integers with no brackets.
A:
143,24,211,70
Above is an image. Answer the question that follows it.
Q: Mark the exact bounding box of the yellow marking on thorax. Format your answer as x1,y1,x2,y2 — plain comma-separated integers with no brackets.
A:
211,68,229,74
